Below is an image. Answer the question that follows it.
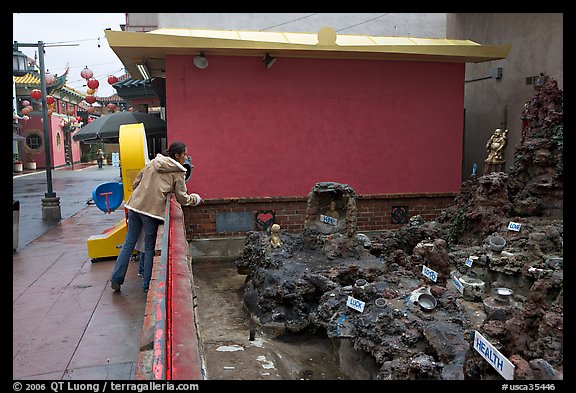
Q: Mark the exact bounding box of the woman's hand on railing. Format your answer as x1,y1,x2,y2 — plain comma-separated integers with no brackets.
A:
190,193,202,206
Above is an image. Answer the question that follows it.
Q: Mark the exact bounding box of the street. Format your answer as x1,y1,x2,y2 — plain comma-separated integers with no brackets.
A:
13,164,121,251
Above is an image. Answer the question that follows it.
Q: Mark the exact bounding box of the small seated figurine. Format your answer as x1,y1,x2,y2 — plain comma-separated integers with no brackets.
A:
270,223,283,248
323,201,340,219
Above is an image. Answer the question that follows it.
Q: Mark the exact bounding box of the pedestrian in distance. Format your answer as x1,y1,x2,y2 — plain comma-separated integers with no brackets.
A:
97,148,105,169
110,141,202,293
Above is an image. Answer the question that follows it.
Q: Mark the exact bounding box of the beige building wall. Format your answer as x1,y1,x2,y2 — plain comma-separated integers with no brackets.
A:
446,13,563,179
124,13,446,37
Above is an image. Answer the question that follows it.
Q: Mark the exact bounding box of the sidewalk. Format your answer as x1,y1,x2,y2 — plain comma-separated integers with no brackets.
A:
13,163,96,178
13,204,147,380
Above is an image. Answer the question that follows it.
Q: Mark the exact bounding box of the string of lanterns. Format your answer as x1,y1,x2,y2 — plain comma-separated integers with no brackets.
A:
17,65,122,119
82,66,97,110
82,66,120,114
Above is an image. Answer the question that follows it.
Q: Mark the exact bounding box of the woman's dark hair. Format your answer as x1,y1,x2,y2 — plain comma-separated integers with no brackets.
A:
162,141,186,159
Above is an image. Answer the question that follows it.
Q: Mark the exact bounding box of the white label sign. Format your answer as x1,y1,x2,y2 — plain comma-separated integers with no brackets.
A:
473,331,515,380
422,265,438,282
507,222,522,232
452,275,464,294
112,152,120,167
346,296,365,313
320,214,338,226
465,256,478,267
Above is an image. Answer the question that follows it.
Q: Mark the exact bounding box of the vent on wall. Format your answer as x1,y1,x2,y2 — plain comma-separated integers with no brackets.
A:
526,74,549,89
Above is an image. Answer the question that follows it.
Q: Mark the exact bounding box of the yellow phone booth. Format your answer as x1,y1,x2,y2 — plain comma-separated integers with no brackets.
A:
87,123,149,261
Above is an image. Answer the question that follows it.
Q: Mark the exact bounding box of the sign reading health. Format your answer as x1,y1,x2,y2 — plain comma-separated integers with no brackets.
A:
473,331,515,380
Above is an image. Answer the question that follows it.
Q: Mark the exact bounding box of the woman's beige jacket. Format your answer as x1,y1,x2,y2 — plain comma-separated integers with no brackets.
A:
124,154,201,221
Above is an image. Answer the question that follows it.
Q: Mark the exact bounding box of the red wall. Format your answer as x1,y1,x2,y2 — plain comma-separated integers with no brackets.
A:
21,115,82,168
166,55,465,199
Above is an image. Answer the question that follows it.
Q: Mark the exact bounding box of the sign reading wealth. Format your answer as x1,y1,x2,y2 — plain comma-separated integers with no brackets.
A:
422,265,438,282
452,275,464,294
473,331,515,380
346,296,365,313
320,214,338,226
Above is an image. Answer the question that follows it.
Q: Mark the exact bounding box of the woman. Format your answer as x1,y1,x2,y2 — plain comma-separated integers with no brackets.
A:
110,141,202,293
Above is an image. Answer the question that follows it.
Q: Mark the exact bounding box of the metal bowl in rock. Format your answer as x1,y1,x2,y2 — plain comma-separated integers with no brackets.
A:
493,287,514,303
416,293,437,311
375,297,387,308
489,235,506,252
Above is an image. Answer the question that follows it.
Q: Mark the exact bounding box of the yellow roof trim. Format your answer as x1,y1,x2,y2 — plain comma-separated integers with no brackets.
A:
13,73,40,85
145,28,484,48
105,27,511,79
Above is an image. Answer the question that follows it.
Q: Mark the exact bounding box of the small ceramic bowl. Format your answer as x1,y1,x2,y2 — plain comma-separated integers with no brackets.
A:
493,287,514,303
375,298,387,308
417,293,437,311
489,236,506,252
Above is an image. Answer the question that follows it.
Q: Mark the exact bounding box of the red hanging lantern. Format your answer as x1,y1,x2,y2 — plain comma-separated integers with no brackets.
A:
107,103,117,111
46,95,55,105
80,66,93,80
84,95,96,104
87,106,95,114
87,78,99,90
22,100,30,107
21,106,33,115
30,89,42,100
107,75,119,85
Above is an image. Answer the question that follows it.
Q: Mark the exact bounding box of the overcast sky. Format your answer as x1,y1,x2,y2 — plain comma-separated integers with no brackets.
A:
13,13,127,97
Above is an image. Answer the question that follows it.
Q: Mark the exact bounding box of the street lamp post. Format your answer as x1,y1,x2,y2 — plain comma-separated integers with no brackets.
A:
13,41,61,220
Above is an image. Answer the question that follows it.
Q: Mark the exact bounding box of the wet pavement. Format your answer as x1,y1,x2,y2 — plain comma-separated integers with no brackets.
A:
13,164,349,381
13,164,122,250
13,164,146,380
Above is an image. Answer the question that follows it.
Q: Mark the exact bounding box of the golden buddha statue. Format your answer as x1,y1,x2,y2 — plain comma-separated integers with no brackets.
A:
483,128,508,174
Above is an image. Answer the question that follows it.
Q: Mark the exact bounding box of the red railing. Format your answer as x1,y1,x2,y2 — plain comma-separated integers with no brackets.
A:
136,194,207,380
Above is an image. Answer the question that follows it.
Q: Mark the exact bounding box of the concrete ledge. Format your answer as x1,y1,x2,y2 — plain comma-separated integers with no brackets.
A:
189,236,246,262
